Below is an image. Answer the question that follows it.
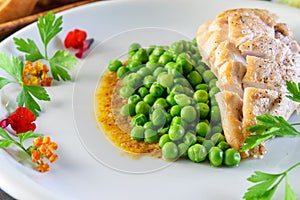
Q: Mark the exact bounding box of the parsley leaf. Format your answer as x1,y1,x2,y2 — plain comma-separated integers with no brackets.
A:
13,38,44,62
243,162,300,200
240,114,300,152
286,81,300,102
17,131,43,146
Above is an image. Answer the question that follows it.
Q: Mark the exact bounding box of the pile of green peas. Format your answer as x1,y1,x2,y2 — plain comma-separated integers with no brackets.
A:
107,39,241,167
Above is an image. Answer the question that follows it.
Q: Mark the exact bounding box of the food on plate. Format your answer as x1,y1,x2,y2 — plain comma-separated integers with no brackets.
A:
196,8,300,157
95,39,241,166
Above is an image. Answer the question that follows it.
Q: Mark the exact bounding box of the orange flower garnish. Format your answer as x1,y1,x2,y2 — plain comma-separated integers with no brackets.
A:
22,61,53,86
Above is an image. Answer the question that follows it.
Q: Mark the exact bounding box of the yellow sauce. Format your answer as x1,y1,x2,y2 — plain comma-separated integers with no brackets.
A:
95,70,161,158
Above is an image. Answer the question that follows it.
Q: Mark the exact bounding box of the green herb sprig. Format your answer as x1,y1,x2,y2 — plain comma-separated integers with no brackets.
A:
14,11,77,81
243,162,299,200
0,53,50,116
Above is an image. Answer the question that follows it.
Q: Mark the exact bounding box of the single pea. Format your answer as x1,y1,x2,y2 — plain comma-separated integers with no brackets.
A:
217,141,230,151
116,66,129,78
202,70,216,83
210,132,225,144
166,93,177,106
158,52,173,65
128,94,141,105
143,75,156,88
181,106,197,123
148,54,159,63
183,87,194,97
210,124,223,134
128,43,141,54
120,103,135,116
224,148,241,166
202,140,215,152
108,59,122,72
196,121,210,137
131,114,147,126
210,96,218,106
170,41,184,54
210,106,221,122
195,84,208,91
130,126,144,141
195,64,207,74
196,103,210,119
119,86,135,99
168,124,185,141
143,121,157,130
126,60,143,71
131,48,148,63
147,45,155,55
152,46,165,57
171,84,185,94
193,90,209,103
151,108,166,127
135,101,150,115
178,143,189,158
149,82,164,97
174,77,190,88
187,71,202,86
208,146,224,167
153,98,169,109
171,116,188,129
159,134,171,148
157,73,174,88
138,87,149,98
209,79,218,89
153,67,165,77
174,94,192,107
167,63,183,76
170,105,181,117
176,56,193,75
162,142,178,161
123,73,142,88
144,129,158,143
188,144,207,163
137,67,152,77
209,86,221,98
143,94,156,105
183,131,197,146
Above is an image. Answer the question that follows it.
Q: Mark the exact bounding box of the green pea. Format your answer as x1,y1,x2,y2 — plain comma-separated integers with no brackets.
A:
174,94,192,107
158,52,173,65
211,124,223,134
217,141,230,151
209,86,220,98
187,71,202,86
195,84,208,91
138,87,149,98
210,96,218,106
135,101,150,115
153,98,169,109
158,126,169,136
120,103,135,116
209,79,218,88
196,103,210,119
224,148,241,166
196,122,209,137
131,48,148,63
202,70,216,83
143,121,157,130
144,129,158,143
126,60,142,71
188,144,207,163
149,82,164,97
174,77,190,88
148,54,159,63
208,146,223,167
151,108,166,127
131,114,147,126
120,86,135,99
171,116,188,129
166,93,177,106
143,75,156,88
147,45,155,55
162,142,178,161
152,46,165,57
196,136,205,144
171,84,185,94
183,87,194,97
130,126,144,141
153,67,165,77
128,43,141,54
168,124,185,141
108,59,122,72
143,94,156,105
195,63,208,74
159,134,171,148
170,41,184,54
128,94,141,105
181,106,197,123
176,56,193,75
202,140,215,152
183,131,197,146
124,73,141,88
210,133,225,144
167,63,183,76
193,90,209,103
157,73,174,88
170,105,181,117
137,67,152,77
210,106,221,122
178,143,189,158
165,113,172,124
116,66,129,78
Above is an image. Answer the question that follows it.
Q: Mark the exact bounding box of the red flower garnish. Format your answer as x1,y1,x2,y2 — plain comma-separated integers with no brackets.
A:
0,107,36,134
64,29,93,59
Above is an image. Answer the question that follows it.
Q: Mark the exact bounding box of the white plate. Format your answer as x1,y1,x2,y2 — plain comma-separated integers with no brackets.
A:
0,0,300,199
